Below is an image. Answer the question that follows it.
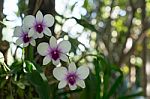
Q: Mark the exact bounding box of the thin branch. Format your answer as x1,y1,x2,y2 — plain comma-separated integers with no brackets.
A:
118,0,147,66
118,0,136,65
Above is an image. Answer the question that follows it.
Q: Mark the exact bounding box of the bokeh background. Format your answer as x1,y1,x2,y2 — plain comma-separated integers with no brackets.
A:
0,0,150,99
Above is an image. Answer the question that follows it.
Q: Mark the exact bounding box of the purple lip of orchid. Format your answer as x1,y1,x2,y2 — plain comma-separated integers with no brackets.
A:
50,49,60,61
66,73,78,85
23,33,31,43
35,23,43,33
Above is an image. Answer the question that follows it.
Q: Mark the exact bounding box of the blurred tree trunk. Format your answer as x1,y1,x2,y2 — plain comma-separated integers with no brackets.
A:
142,37,147,97
141,0,147,97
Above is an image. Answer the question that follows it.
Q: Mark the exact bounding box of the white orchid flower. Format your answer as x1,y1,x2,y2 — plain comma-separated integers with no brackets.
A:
14,26,36,47
53,62,89,90
37,36,71,65
23,10,54,38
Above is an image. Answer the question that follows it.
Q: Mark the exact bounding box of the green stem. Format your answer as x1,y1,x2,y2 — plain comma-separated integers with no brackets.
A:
25,45,34,61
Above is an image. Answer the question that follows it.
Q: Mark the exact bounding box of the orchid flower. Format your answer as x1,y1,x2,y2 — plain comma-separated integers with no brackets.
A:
14,26,36,47
37,36,71,65
53,62,89,90
23,10,54,38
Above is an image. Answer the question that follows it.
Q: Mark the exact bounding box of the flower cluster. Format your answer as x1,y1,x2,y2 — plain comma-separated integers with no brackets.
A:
13,10,89,90
14,11,54,46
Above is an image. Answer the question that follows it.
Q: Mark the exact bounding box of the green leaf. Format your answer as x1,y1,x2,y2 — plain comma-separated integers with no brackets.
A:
93,58,101,99
26,70,50,99
118,91,143,99
83,0,88,9
105,73,123,99
74,18,98,32
24,60,35,73
17,82,25,89
10,60,23,74
57,89,82,96
0,79,7,88
69,37,81,53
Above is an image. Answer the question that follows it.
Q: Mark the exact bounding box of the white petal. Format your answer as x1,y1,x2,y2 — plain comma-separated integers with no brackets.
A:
30,39,36,46
49,36,57,48
44,14,54,27
36,32,44,38
37,42,49,56
43,27,52,36
58,41,71,53
28,28,35,37
23,43,29,47
77,66,89,79
16,38,23,46
53,67,67,80
14,26,22,37
22,25,29,33
68,62,76,72
76,80,85,88
60,54,68,62
32,33,38,39
23,15,35,28
36,10,43,23
43,55,51,65
69,84,77,90
58,80,67,89
0,52,4,63
52,59,60,66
